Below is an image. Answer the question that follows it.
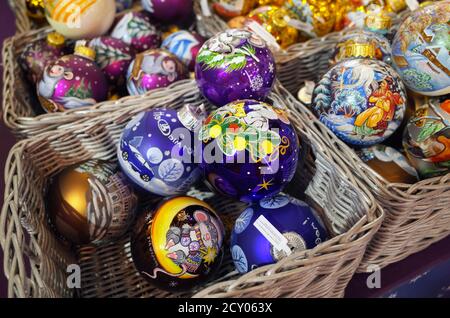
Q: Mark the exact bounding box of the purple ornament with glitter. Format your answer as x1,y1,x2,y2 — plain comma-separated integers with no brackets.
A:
199,100,300,202
37,43,108,113
141,0,194,24
117,105,206,196
111,11,162,53
127,49,189,95
231,193,328,273
20,32,69,84
89,36,135,90
195,29,276,107
161,30,205,72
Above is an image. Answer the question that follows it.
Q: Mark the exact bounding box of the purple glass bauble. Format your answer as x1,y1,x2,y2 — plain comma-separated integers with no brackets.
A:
20,32,68,84
89,36,135,89
126,49,188,95
199,100,300,202
111,11,162,53
141,0,194,24
231,194,328,273
162,30,205,72
118,106,205,196
37,46,108,113
116,0,133,12
195,29,276,107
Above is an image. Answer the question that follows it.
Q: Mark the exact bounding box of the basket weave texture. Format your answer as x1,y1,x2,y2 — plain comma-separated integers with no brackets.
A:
0,81,383,298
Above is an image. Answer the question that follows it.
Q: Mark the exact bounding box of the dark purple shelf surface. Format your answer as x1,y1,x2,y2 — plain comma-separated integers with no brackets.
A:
0,1,448,299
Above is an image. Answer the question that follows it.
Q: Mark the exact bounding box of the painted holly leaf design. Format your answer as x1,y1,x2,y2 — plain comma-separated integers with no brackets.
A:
231,245,248,274
66,79,92,99
416,121,445,142
197,45,256,73
158,159,184,182
234,208,253,234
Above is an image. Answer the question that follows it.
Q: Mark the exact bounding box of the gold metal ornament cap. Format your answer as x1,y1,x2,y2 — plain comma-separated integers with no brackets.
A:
46,32,65,47
340,41,376,59
74,43,96,60
365,10,392,31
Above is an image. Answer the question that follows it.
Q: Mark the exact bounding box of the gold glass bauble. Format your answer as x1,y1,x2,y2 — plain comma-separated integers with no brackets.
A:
248,5,299,48
47,160,138,245
27,0,46,21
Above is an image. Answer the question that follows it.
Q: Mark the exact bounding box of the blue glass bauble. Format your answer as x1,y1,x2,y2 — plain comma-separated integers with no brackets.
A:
118,106,204,196
312,58,407,147
231,194,328,273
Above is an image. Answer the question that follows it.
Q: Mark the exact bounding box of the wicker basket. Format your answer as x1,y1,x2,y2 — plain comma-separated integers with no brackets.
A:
0,81,383,298
284,88,450,271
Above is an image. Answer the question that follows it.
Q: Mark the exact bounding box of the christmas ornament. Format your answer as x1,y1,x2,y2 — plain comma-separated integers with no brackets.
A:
199,100,300,202
391,1,450,96
118,105,205,195
116,0,133,12
358,145,418,183
20,32,68,84
26,0,46,22
331,30,392,66
131,196,225,290
111,11,162,53
47,160,138,245
231,193,328,273
89,36,135,90
161,31,205,72
127,49,188,95
258,0,286,5
227,16,253,29
43,0,116,40
37,42,109,113
403,97,450,179
213,0,257,20
195,29,276,106
283,0,337,37
312,54,407,147
248,6,300,48
141,0,194,24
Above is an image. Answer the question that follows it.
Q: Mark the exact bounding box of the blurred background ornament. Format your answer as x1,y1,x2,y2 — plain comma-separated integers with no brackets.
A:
116,0,133,12
213,0,258,20
37,42,108,112
111,11,162,53
358,144,419,183
118,105,205,195
20,32,68,84
195,29,276,106
403,97,450,179
126,49,188,95
231,193,328,273
162,30,205,72
391,1,450,96
248,5,300,48
89,36,136,93
199,100,300,202
131,196,225,290
47,160,138,245
43,0,117,39
141,0,194,25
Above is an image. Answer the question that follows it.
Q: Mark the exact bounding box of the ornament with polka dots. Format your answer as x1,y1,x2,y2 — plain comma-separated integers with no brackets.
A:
37,43,109,113
111,11,162,53
89,36,135,92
